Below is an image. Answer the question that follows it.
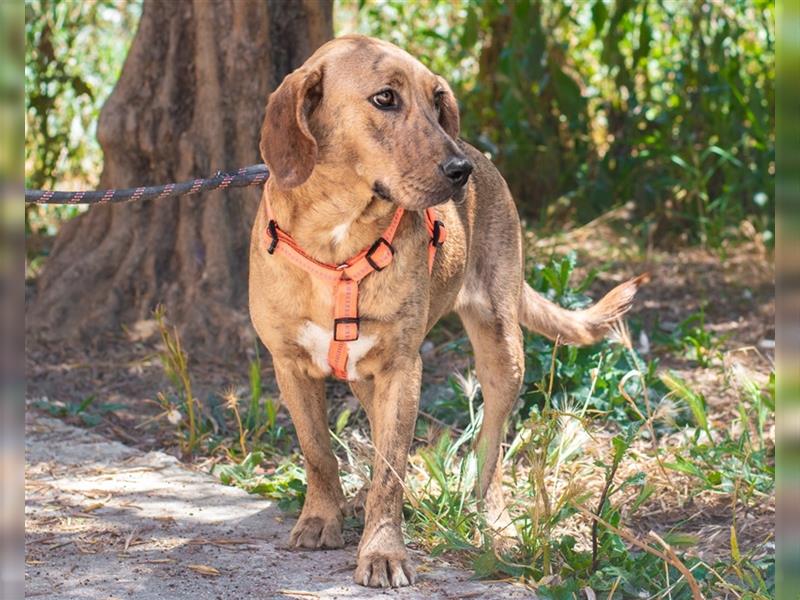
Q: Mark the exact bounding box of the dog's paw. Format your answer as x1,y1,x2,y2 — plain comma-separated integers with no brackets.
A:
289,515,344,549
353,552,416,588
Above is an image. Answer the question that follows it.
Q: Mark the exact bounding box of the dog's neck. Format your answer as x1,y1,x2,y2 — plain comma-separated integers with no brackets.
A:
266,169,400,265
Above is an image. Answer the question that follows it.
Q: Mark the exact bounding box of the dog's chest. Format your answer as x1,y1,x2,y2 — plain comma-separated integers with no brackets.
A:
295,320,377,380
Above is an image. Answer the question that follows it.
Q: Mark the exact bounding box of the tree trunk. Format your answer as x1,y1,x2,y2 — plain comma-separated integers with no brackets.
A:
29,0,333,359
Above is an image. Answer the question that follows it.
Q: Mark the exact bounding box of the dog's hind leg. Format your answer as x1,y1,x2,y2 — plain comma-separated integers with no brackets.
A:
273,360,347,549
458,302,524,539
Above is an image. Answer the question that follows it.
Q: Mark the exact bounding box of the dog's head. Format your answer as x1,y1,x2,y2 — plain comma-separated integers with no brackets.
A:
260,35,472,210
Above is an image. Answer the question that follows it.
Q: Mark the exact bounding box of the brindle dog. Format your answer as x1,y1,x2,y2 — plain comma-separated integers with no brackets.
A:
249,35,644,588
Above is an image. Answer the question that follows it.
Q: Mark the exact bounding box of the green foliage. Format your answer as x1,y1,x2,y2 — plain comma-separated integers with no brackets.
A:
406,254,773,597
520,252,669,426
26,1,774,247
339,0,774,246
33,394,124,427
214,451,307,514
654,308,725,367
664,367,774,503
25,0,139,190
154,304,204,455
24,0,140,237
154,307,290,461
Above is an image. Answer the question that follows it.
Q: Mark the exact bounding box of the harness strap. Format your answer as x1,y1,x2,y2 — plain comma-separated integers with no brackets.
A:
265,197,445,380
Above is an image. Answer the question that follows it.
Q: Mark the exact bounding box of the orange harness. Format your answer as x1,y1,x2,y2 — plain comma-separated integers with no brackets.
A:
265,199,446,380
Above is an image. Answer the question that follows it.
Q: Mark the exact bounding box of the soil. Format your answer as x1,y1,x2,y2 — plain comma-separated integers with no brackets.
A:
25,413,531,599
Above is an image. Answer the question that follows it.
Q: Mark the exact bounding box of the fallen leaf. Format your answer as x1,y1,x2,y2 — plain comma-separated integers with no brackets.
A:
142,558,175,564
187,564,220,577
278,591,319,599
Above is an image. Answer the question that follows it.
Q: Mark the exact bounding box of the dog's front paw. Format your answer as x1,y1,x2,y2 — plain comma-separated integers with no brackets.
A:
289,514,344,549
353,551,416,588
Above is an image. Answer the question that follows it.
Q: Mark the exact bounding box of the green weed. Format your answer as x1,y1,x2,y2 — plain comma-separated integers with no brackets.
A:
399,253,774,598
33,394,122,427
663,367,774,509
520,253,671,428
656,309,725,368
214,451,307,514
154,305,205,455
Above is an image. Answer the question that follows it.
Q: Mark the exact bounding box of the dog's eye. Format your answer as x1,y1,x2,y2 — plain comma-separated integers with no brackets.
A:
371,90,397,110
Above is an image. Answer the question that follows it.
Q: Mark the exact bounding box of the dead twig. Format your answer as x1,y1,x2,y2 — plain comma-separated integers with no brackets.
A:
573,503,703,600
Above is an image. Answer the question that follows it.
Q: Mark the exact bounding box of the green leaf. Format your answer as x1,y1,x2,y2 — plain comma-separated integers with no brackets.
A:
660,371,710,438
472,549,500,578
707,145,743,168
670,154,696,175
664,456,705,479
630,481,655,512
611,434,630,466
592,0,608,32
80,413,101,427
730,525,741,562
334,408,351,435
662,532,699,548
461,6,478,49
76,394,96,414
551,68,584,122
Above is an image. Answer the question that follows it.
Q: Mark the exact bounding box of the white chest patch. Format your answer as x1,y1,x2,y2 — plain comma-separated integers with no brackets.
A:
296,320,376,380
330,221,352,246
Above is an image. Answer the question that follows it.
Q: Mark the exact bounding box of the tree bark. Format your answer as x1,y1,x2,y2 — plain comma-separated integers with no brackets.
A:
29,0,333,359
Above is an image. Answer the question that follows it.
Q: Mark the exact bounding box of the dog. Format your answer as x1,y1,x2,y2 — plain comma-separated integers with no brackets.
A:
249,35,644,588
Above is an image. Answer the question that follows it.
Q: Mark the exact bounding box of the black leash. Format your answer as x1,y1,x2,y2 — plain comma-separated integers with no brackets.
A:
24,164,270,204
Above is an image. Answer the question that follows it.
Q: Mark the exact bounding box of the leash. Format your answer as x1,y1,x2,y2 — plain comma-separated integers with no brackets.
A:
26,158,448,381
24,164,270,204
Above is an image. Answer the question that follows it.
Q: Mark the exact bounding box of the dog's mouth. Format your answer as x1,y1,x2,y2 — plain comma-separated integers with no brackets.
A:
371,181,394,203
372,179,464,209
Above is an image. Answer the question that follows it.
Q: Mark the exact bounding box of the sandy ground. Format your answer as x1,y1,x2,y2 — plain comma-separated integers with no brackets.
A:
25,412,533,600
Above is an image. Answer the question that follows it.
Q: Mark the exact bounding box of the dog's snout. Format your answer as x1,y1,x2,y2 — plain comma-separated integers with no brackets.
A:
440,156,473,187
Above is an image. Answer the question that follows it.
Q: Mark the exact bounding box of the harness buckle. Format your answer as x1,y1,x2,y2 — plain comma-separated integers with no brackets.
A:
267,219,279,254
333,317,360,342
431,220,446,248
365,237,395,272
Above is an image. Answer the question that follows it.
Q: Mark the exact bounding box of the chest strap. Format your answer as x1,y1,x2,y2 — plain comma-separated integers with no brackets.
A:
265,200,446,380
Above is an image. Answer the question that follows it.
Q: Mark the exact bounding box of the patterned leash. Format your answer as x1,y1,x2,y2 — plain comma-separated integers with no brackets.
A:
24,164,270,204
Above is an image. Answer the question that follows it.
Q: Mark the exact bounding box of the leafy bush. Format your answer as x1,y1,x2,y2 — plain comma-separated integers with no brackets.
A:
340,0,774,246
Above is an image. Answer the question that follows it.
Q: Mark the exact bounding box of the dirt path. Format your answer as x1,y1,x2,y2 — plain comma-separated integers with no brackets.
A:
25,412,531,600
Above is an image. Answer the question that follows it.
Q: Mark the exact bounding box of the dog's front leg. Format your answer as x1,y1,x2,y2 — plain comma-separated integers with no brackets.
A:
273,360,346,549
353,354,421,588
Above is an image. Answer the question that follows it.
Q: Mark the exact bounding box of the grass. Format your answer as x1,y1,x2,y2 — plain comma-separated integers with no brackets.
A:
148,253,773,599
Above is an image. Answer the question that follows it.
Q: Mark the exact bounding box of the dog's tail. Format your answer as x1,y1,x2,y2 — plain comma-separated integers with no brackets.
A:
518,274,649,345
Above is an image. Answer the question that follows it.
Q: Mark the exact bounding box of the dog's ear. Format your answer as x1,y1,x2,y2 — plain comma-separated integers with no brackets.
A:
260,67,323,189
436,76,460,139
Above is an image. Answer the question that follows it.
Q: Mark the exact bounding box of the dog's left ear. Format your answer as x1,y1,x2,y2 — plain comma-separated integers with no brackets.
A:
436,76,460,139
260,67,323,189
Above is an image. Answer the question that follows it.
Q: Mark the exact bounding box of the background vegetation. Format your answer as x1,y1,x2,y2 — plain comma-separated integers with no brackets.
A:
24,0,140,239
27,0,774,247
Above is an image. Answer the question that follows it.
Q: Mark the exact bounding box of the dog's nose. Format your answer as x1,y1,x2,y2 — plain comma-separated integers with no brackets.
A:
440,156,473,187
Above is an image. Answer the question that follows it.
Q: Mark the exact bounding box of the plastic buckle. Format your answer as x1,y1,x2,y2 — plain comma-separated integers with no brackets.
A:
365,237,395,271
333,317,360,342
431,220,446,247
267,220,279,254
